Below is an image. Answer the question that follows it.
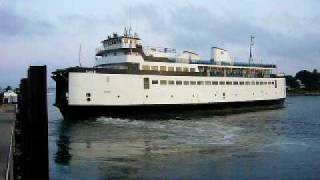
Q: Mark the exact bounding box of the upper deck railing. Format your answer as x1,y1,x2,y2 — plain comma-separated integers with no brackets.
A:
191,60,276,68
96,44,137,55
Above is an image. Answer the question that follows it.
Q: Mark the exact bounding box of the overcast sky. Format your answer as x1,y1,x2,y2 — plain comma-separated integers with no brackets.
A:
0,0,319,87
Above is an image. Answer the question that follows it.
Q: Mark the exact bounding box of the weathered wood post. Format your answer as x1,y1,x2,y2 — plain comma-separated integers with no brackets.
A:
14,66,49,180
27,66,48,180
14,78,29,179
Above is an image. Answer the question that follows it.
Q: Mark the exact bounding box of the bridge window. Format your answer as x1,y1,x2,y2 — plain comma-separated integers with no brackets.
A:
190,81,196,85
176,81,183,85
168,80,175,85
168,67,174,71
160,66,166,71
176,67,182,72
152,80,158,84
142,65,150,70
183,81,189,85
212,81,218,85
151,66,158,71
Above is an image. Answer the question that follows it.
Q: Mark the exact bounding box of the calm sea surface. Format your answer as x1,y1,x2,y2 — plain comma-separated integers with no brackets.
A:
48,94,320,180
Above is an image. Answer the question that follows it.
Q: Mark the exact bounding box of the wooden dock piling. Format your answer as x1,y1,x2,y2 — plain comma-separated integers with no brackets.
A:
14,66,48,180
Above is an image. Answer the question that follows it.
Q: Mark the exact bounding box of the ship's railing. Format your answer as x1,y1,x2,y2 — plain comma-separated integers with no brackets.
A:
191,60,276,68
143,46,176,53
96,44,137,55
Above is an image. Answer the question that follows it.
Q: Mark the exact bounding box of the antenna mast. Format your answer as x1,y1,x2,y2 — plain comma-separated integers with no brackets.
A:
249,35,255,65
78,44,82,67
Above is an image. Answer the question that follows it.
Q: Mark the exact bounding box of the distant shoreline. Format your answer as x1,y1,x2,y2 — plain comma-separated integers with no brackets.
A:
287,90,320,96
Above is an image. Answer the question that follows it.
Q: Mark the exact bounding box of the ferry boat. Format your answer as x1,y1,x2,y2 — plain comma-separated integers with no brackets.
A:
52,29,286,119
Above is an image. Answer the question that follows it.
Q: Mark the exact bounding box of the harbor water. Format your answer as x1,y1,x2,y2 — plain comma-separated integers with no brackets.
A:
48,93,320,179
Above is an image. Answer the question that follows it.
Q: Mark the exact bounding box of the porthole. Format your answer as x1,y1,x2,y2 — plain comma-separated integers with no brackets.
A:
86,98,91,102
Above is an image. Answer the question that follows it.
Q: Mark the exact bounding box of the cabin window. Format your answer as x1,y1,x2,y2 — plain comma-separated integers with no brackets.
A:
256,81,259,85
197,81,204,85
144,78,150,89
226,81,232,85
183,67,189,72
245,81,250,85
205,81,211,85
212,81,218,85
275,80,277,88
151,66,158,71
176,81,183,85
219,81,225,85
160,80,167,85
264,82,268,85
251,81,255,85
240,81,244,85
168,80,175,85
183,81,189,85
260,81,263,85
268,82,272,85
190,68,196,72
142,65,150,70
168,67,174,71
152,80,158,84
176,67,182,72
190,81,196,85
160,66,166,71
113,52,117,56
233,81,238,85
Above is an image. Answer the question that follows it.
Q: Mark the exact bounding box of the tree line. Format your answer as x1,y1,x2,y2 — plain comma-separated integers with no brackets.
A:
286,69,320,90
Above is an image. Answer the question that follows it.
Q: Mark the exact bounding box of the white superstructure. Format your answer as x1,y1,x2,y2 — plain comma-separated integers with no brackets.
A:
53,29,286,119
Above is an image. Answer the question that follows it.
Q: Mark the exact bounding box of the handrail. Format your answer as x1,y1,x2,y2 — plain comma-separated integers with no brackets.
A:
5,121,14,180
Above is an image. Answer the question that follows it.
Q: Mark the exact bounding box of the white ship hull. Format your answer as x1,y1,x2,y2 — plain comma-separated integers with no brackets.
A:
68,73,285,106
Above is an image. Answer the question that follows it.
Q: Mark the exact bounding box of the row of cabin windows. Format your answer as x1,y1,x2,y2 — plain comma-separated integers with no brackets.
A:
151,80,275,86
142,65,196,72
106,38,135,46
103,51,139,57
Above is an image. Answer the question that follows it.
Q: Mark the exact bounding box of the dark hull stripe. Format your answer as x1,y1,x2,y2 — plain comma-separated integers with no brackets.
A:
58,98,286,120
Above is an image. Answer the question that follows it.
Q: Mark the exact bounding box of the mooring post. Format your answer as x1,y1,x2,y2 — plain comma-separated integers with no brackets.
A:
14,78,29,179
26,66,48,180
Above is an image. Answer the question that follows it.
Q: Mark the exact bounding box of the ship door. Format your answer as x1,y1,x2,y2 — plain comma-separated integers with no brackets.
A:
275,80,277,88
144,78,150,89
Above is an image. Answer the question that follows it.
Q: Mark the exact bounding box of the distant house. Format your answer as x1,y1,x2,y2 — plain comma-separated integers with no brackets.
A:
296,79,305,89
2,90,18,104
